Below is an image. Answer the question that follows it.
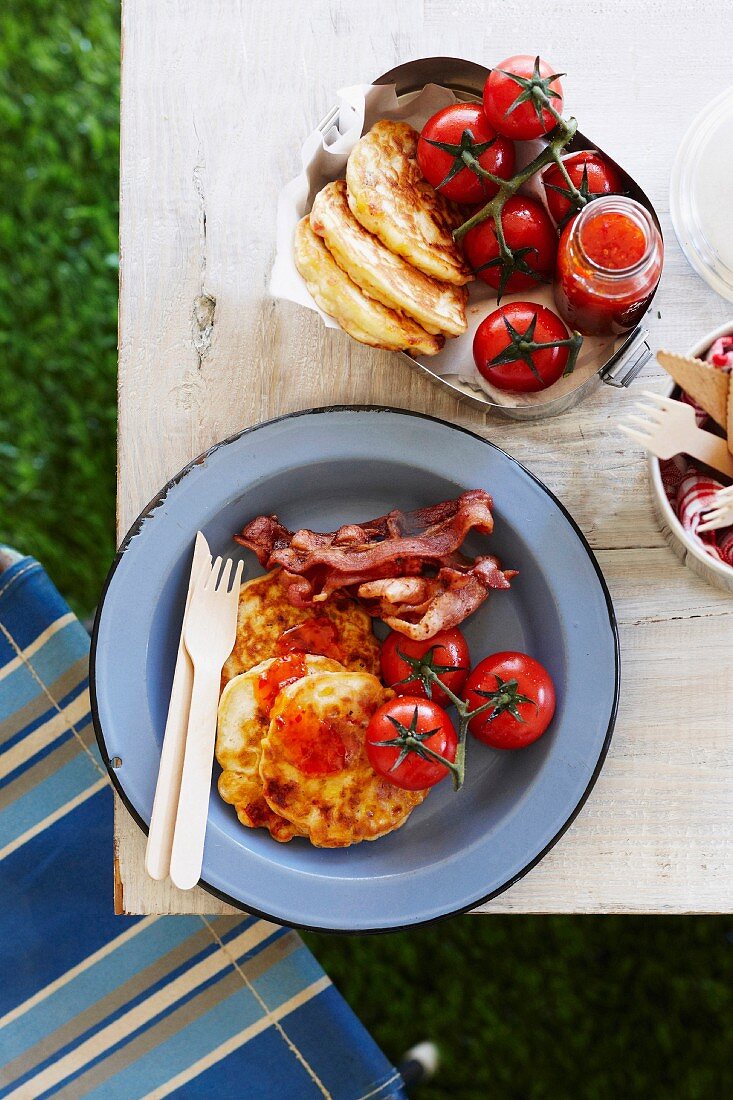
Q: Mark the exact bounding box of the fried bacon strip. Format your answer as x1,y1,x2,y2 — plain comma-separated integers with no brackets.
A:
234,490,516,639
357,557,513,640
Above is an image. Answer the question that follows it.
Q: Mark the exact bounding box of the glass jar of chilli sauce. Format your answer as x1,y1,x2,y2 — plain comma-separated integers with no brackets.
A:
554,196,663,336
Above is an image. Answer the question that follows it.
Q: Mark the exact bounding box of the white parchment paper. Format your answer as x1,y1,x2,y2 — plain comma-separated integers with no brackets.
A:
271,83,619,409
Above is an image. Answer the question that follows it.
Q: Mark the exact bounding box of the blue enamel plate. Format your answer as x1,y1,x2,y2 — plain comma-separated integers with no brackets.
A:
92,407,619,932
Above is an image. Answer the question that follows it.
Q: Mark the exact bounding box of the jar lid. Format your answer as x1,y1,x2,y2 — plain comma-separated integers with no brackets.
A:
671,86,733,302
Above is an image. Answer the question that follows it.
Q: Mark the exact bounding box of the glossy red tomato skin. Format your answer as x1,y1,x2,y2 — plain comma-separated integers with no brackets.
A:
380,628,470,707
366,697,457,790
463,651,556,749
483,55,564,140
417,104,515,204
473,302,572,393
462,195,558,294
543,151,624,225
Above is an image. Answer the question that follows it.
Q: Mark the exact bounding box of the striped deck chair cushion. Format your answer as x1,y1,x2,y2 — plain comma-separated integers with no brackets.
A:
0,553,406,1100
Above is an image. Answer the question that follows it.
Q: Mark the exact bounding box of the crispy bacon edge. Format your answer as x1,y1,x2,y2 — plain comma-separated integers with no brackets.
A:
234,490,516,639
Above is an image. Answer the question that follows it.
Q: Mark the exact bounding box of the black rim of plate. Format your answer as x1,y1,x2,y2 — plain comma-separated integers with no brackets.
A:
90,405,620,934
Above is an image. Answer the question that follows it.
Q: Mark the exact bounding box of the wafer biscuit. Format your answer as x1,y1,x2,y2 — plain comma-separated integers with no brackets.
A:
656,350,729,429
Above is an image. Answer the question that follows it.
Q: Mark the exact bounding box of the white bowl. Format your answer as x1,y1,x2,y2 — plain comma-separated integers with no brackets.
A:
648,320,733,594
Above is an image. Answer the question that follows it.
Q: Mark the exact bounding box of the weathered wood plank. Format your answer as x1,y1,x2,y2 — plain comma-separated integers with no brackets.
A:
117,0,733,914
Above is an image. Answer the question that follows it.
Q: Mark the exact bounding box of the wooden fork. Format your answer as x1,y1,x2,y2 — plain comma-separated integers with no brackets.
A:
170,554,243,891
146,531,211,881
619,391,733,479
698,485,733,533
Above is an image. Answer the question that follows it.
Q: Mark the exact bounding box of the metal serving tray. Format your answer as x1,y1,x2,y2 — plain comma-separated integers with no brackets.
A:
318,56,662,421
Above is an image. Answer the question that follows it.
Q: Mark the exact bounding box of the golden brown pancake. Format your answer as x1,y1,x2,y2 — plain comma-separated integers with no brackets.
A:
217,654,345,843
293,216,444,355
222,568,380,687
261,671,427,847
345,120,471,286
310,181,467,337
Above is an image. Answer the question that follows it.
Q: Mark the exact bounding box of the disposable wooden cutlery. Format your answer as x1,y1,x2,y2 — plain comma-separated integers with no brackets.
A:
698,485,733,533
656,350,733,438
169,552,243,891
145,531,211,880
619,391,733,479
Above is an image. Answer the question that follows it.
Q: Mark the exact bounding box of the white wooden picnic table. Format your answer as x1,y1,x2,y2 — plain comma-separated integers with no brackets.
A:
116,0,733,916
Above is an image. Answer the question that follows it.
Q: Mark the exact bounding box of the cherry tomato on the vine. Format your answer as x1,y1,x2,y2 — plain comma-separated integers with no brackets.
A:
417,103,515,205
543,150,624,226
473,302,578,393
366,697,457,790
483,55,564,141
463,651,556,749
462,194,557,296
380,628,470,708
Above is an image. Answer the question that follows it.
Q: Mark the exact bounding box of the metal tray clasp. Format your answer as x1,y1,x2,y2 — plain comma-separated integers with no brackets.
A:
600,326,651,388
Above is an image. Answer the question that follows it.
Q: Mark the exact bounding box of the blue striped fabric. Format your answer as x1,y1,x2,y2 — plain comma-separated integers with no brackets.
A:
0,555,406,1100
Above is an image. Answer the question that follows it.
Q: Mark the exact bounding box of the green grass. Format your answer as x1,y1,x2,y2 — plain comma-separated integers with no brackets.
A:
1,5,731,1097
306,917,733,1098
0,0,119,617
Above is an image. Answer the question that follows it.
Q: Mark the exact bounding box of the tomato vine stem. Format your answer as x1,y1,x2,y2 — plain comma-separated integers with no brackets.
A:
453,117,579,245
411,665,498,792
452,72,589,296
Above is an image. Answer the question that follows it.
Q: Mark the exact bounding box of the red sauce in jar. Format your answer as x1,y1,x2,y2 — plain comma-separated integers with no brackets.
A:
554,196,663,337
255,652,308,714
580,211,647,270
274,708,347,776
275,617,344,663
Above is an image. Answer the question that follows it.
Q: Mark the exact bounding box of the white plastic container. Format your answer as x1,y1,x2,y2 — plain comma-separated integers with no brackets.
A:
648,320,733,594
670,87,733,303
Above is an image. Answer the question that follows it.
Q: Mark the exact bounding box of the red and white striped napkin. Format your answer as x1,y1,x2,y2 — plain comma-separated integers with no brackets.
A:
659,336,733,566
